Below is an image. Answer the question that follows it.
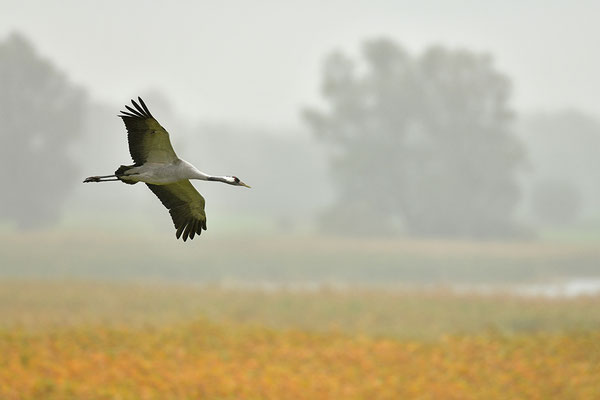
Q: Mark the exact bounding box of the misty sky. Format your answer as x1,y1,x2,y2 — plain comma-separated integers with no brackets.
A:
1,0,598,126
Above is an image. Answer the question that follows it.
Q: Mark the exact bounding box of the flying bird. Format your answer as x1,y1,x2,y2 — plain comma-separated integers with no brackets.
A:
84,97,250,241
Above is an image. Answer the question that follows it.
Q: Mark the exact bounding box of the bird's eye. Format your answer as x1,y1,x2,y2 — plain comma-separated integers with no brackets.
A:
233,176,240,183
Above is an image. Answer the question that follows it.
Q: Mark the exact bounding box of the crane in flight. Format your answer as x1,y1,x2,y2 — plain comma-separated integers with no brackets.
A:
84,97,250,241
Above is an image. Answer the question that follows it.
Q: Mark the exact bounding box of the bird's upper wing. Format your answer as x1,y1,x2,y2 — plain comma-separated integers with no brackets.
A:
119,97,178,164
146,180,207,241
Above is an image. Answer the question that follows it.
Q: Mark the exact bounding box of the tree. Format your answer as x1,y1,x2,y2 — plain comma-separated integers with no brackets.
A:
304,38,524,237
0,33,87,228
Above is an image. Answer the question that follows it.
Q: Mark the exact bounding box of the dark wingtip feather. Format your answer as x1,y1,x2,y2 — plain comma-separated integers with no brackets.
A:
119,110,138,118
182,223,191,242
185,220,196,241
176,224,185,239
138,97,154,118
125,104,144,118
131,99,148,117
189,221,198,240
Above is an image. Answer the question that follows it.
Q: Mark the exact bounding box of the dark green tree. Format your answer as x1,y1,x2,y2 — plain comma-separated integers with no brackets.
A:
0,33,87,228
304,39,524,237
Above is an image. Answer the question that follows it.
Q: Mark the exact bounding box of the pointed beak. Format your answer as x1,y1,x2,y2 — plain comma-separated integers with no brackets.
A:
241,182,251,188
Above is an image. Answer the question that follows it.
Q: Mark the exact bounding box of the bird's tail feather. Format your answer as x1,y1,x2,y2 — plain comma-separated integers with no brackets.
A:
114,165,138,185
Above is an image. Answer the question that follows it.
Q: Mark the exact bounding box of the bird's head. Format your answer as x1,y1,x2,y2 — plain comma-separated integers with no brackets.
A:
228,176,251,188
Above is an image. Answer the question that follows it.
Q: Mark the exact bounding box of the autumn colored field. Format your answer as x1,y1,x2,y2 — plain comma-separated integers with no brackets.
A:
3,321,600,400
1,281,600,399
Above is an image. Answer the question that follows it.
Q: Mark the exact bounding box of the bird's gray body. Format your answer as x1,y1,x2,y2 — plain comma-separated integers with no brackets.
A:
119,159,211,185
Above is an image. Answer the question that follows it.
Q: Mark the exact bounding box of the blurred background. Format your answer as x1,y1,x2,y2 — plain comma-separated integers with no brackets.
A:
1,0,599,291
3,2,600,397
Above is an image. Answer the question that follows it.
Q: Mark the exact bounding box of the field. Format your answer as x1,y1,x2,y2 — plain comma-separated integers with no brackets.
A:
2,231,600,284
1,281,600,399
2,232,600,398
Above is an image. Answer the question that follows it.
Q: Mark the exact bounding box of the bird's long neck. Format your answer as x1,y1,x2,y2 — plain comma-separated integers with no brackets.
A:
207,176,233,184
190,169,233,184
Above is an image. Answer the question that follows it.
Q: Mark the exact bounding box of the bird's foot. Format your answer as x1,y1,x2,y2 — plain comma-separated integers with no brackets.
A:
83,176,100,183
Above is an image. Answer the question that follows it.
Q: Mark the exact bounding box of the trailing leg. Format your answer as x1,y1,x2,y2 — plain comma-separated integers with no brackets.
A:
83,175,119,183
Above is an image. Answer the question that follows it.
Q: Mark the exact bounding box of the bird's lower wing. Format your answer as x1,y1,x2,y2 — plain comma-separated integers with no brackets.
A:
146,180,207,241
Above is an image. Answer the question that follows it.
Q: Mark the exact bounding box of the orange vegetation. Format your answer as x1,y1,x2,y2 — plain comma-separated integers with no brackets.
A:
1,320,599,400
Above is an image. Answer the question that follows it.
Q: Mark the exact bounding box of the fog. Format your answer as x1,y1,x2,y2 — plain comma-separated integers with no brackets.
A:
2,0,600,124
1,1,599,290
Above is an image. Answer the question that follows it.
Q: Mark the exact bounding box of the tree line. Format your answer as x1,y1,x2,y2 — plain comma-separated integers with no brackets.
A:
2,33,598,237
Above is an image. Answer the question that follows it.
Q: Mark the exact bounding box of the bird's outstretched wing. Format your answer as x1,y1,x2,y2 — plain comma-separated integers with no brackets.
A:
146,180,207,241
119,97,178,164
